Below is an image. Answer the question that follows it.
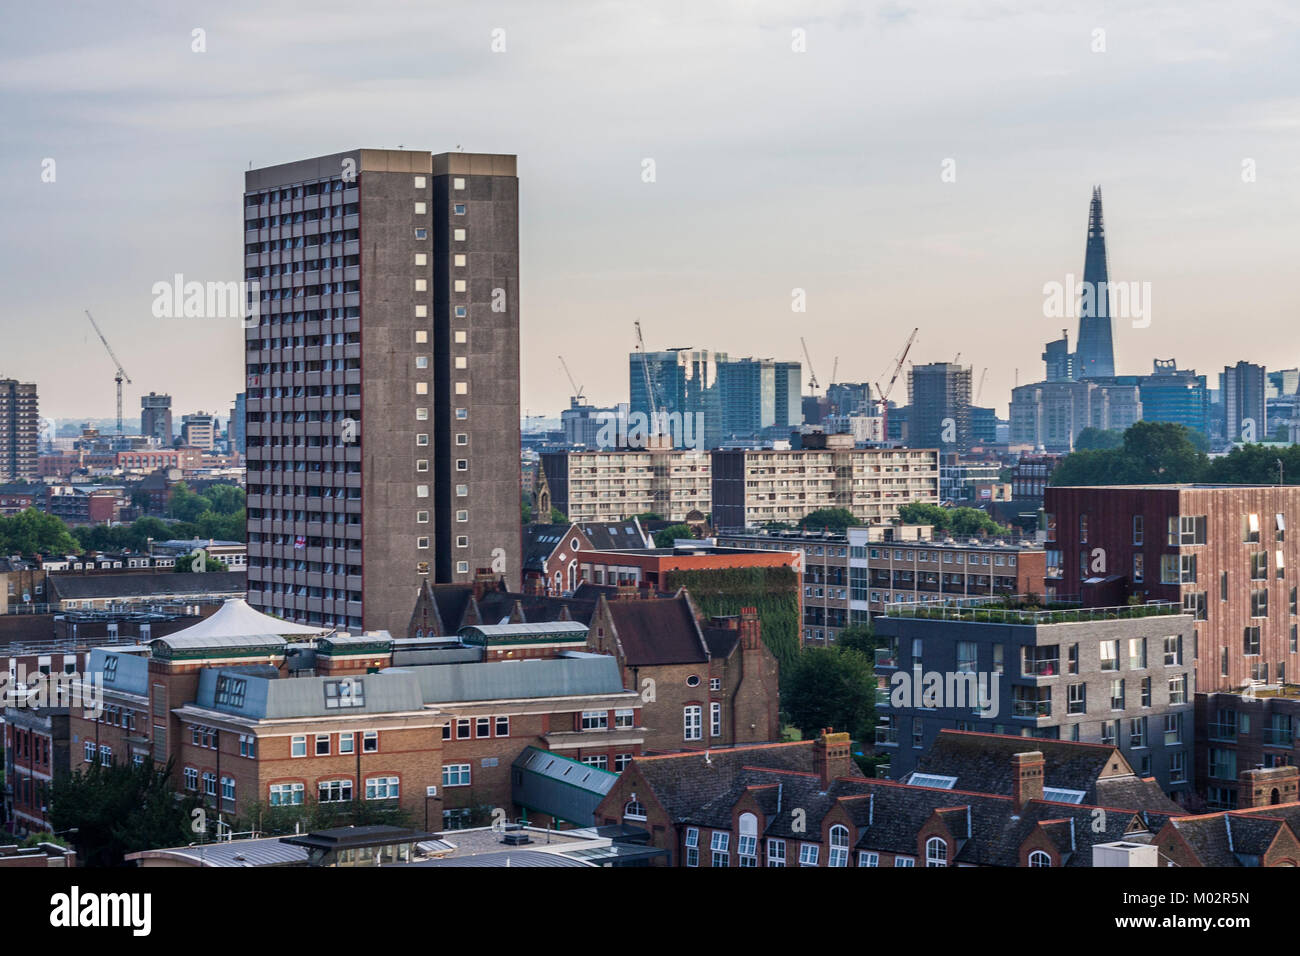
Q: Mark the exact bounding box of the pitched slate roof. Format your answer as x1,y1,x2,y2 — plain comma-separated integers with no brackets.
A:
912,730,1183,814
521,524,573,572
578,520,650,550
629,741,847,823
1164,803,1300,866
601,593,709,666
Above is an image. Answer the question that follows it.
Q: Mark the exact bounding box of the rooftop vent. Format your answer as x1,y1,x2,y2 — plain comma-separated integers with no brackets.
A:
501,831,532,846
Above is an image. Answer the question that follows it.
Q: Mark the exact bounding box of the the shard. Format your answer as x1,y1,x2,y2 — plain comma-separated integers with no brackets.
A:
1073,186,1115,379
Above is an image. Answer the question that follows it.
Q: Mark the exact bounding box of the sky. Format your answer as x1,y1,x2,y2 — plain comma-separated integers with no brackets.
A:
2,0,1298,424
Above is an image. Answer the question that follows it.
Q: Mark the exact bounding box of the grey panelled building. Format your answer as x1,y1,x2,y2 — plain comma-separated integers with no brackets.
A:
243,149,521,636
873,602,1197,799
0,379,39,482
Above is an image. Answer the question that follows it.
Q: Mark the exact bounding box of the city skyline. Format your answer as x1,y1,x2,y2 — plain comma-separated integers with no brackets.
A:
3,0,1299,421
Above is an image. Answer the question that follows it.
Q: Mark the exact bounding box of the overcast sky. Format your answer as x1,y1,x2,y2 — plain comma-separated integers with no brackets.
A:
3,0,1298,424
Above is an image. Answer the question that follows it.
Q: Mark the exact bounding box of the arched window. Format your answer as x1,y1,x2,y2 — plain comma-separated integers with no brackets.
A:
829,825,850,867
624,799,646,821
925,836,948,867
737,813,758,866
1028,850,1052,867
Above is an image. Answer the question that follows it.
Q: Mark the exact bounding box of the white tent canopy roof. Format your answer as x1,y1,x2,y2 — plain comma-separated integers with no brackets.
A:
167,598,331,640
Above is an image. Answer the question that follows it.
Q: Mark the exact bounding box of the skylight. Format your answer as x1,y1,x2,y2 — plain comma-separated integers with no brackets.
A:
1043,788,1087,804
909,773,957,790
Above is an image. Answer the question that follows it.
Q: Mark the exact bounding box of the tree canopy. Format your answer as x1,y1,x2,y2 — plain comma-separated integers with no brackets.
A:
797,508,860,532
781,644,876,742
897,502,1009,536
0,508,80,556
1049,421,1297,487
48,759,199,867
654,523,696,548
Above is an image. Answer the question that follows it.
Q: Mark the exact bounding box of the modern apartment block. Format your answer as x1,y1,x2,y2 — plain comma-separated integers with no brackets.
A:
873,600,1197,796
716,526,1045,642
906,362,972,453
710,439,940,529
1044,484,1300,695
0,379,39,483
243,149,521,634
540,448,711,523
140,392,173,446
1195,691,1300,808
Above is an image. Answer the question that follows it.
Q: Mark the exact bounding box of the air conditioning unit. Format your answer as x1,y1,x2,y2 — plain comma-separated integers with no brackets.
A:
1092,841,1158,867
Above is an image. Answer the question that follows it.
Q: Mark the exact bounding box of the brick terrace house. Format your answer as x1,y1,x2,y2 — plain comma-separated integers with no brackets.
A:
1153,765,1300,865
594,729,1185,867
587,591,779,752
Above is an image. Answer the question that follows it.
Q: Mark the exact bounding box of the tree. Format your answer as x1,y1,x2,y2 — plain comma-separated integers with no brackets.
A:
632,512,663,522
797,508,860,532
835,623,875,657
0,509,80,556
1074,427,1124,451
781,646,876,741
1049,421,1209,486
654,523,695,548
167,482,209,523
174,553,230,573
48,759,199,867
896,502,1008,536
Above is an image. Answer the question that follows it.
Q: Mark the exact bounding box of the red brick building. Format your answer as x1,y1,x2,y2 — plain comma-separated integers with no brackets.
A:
595,730,1184,867
1044,484,1300,693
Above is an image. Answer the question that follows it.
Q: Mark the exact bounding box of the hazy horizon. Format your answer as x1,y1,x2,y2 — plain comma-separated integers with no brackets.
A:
4,0,1298,423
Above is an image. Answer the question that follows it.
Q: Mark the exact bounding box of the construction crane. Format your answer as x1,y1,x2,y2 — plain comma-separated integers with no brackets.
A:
558,355,585,404
84,310,132,436
975,367,989,405
873,327,918,440
830,356,839,388
800,337,820,394
633,320,662,440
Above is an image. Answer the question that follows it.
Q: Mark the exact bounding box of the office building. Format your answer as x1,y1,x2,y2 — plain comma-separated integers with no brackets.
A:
180,412,217,451
1009,380,1141,452
1222,361,1267,443
140,392,173,446
906,362,972,453
243,149,521,634
230,392,246,455
1073,186,1116,379
629,348,725,449
1137,360,1209,436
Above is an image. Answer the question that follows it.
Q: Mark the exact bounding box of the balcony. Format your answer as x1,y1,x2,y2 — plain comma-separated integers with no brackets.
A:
882,595,1183,626
1263,728,1295,747
874,648,899,669
1012,700,1051,719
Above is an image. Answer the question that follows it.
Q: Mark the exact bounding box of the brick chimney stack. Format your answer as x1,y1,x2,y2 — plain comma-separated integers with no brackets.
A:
1011,751,1045,810
739,606,761,651
472,568,498,601
1238,765,1300,808
813,729,852,788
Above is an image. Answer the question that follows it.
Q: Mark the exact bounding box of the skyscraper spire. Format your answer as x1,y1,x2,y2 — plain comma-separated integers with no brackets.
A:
1074,185,1115,379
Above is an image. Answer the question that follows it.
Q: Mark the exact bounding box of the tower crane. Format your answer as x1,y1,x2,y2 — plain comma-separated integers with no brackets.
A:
84,310,132,436
558,355,585,404
975,367,989,406
873,327,918,441
634,320,662,440
800,337,820,395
